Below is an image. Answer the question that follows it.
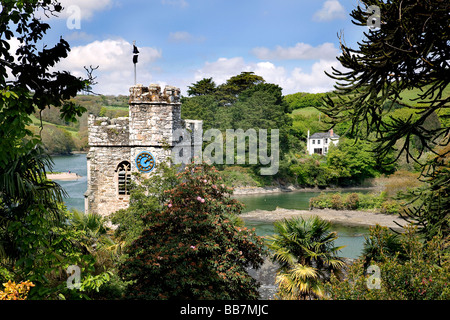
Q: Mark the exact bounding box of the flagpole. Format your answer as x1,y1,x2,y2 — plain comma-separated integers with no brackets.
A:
133,40,137,85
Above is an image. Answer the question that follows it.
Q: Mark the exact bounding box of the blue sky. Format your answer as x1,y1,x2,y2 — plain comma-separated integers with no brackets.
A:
33,0,368,96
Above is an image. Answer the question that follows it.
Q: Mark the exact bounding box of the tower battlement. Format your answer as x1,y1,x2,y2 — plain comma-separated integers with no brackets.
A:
129,84,181,104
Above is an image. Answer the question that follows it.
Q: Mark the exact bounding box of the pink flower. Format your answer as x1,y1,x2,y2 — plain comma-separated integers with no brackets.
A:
197,196,202,201
190,245,196,250
168,203,172,208
201,198,205,203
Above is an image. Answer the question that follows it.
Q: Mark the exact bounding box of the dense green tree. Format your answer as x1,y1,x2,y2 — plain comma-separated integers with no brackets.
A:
326,138,380,185
119,164,265,299
180,94,221,130
266,216,346,300
187,77,217,96
215,72,265,105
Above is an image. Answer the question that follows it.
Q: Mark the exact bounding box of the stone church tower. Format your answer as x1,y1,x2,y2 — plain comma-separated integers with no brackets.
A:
85,84,202,217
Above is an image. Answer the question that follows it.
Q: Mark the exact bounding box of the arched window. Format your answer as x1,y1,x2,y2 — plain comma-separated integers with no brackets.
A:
116,161,131,196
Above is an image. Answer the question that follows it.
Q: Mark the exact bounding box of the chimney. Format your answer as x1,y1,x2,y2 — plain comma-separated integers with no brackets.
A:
330,129,333,137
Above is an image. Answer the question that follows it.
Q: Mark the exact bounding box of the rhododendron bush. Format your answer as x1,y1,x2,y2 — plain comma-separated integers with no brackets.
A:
119,164,266,299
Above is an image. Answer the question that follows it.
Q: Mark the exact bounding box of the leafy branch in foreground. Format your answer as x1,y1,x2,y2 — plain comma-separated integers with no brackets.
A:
319,0,449,162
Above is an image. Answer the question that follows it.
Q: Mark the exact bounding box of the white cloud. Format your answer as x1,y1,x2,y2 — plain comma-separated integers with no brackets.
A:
194,57,342,94
194,57,249,85
313,0,346,21
252,42,339,60
55,38,162,94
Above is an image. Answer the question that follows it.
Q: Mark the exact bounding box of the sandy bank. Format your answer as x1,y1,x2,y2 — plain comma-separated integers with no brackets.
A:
240,207,407,231
46,172,81,181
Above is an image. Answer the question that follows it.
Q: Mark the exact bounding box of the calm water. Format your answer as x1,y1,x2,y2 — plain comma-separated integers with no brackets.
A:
49,153,87,213
50,154,368,258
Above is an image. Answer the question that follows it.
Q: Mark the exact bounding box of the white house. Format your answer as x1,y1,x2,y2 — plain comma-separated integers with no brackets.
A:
306,129,339,155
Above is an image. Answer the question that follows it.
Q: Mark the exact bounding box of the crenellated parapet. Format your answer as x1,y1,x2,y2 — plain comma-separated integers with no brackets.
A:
129,84,181,104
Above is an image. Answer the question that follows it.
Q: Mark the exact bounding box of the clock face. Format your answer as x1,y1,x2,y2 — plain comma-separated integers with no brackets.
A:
136,151,156,173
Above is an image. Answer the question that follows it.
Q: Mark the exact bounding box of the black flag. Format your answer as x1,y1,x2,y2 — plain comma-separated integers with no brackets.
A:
133,43,139,64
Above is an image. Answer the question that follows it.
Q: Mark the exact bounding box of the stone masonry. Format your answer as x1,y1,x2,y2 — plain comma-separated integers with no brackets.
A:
85,84,202,217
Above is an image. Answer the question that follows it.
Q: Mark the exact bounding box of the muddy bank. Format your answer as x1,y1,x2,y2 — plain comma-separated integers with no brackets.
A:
240,207,406,231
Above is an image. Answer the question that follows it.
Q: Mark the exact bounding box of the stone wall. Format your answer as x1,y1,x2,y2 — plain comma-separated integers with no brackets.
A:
88,115,129,146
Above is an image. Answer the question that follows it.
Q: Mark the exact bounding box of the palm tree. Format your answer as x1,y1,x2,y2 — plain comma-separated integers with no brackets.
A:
266,215,346,300
69,210,123,266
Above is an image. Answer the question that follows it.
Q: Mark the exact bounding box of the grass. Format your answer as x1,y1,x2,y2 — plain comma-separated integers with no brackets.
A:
291,107,321,117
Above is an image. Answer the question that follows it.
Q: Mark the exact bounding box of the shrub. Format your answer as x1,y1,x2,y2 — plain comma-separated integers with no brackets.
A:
380,200,401,215
331,193,344,210
309,193,331,209
344,193,359,210
0,281,35,300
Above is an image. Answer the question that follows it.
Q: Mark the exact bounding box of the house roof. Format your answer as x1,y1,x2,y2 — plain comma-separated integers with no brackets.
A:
309,131,339,139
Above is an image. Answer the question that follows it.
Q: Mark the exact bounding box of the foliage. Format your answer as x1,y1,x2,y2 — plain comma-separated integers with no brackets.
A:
187,77,217,96
119,163,266,299
309,192,401,215
215,72,265,106
0,280,34,300
290,108,328,140
0,204,115,299
327,226,450,300
109,161,180,247
289,136,397,188
289,154,331,187
0,0,90,166
398,145,450,240
360,225,405,269
326,138,394,184
266,216,346,299
284,92,328,110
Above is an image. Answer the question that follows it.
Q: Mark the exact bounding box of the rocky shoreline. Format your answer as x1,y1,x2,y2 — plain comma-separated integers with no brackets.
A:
232,184,382,196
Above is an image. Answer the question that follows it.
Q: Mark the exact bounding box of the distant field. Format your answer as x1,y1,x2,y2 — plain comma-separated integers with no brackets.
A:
291,107,321,117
